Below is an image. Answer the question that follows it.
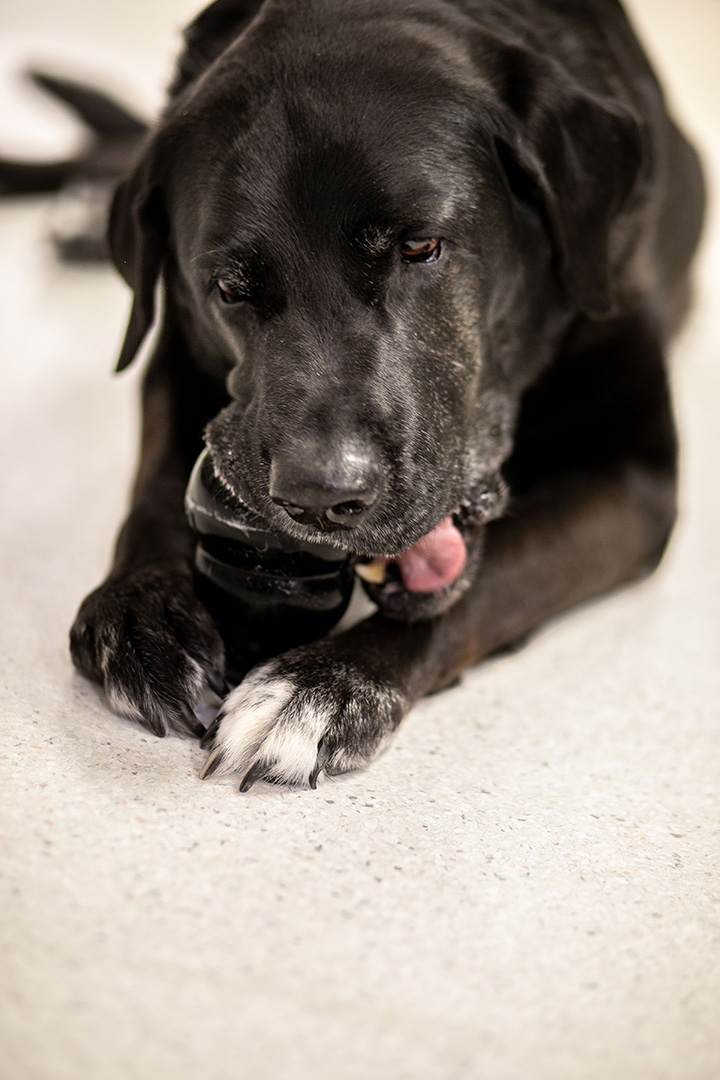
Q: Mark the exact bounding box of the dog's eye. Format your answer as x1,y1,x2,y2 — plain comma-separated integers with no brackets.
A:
215,279,247,305
399,238,442,263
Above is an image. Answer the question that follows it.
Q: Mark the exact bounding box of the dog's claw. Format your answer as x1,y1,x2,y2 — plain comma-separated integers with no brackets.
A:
308,764,321,790
200,746,225,780
239,759,272,793
308,740,331,789
176,702,206,739
141,713,167,739
200,716,221,749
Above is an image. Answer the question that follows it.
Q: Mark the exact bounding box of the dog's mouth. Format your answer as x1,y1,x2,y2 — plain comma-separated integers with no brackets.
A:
351,481,506,621
352,514,473,622
355,514,466,591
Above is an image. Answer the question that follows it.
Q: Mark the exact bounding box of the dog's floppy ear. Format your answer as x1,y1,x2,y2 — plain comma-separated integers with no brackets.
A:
490,42,643,317
108,145,167,372
170,0,266,97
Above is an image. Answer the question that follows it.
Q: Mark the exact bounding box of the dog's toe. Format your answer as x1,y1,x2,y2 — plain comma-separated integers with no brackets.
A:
200,665,332,788
201,649,406,790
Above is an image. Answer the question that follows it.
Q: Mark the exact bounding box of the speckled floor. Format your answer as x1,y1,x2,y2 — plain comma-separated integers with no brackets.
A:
1,2,719,1078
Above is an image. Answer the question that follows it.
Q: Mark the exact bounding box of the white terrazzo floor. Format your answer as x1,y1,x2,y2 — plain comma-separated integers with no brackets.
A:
1,2,718,1078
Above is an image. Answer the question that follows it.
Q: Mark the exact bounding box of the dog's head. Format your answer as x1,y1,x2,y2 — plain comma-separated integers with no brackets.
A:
109,0,642,619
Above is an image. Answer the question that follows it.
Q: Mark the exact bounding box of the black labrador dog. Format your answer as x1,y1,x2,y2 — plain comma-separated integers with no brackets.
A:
69,0,704,789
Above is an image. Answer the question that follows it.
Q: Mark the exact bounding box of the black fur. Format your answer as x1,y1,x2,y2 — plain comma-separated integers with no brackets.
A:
69,0,704,787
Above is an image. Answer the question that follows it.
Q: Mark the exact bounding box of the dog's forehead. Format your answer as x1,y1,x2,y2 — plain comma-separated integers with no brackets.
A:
168,3,484,233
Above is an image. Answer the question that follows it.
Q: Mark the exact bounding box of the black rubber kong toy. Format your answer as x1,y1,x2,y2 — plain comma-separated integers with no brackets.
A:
185,451,355,679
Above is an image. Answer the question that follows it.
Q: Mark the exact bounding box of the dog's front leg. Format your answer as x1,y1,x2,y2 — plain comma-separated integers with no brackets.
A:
70,331,228,736
202,462,676,789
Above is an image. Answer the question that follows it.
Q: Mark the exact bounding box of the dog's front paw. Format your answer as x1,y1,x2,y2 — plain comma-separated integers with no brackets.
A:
200,646,407,790
70,564,225,738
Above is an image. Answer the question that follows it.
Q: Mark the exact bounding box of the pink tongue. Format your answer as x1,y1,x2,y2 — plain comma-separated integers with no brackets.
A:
394,516,467,593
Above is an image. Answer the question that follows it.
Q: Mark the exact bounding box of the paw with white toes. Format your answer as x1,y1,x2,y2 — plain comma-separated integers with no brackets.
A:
200,650,407,790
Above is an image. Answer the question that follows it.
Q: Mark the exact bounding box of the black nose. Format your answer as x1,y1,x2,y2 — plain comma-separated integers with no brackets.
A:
269,443,382,531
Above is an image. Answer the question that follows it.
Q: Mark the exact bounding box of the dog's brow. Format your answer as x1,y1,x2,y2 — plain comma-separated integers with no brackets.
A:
357,225,396,256
189,248,232,267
